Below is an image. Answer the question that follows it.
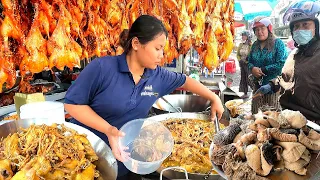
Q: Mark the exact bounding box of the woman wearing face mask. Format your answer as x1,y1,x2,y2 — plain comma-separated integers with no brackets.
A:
237,31,252,99
254,0,320,124
248,16,288,114
64,15,224,179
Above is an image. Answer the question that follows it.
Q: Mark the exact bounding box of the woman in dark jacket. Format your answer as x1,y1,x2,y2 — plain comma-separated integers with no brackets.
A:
237,31,252,98
248,16,288,114
255,0,320,124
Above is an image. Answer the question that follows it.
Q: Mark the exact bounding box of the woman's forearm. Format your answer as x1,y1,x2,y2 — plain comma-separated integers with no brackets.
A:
181,76,220,102
64,104,112,135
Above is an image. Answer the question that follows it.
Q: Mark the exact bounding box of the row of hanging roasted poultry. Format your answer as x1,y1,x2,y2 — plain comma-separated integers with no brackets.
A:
0,0,234,93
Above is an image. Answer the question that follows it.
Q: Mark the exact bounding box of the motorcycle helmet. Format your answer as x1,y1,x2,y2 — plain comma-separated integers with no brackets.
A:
283,0,320,39
252,16,273,32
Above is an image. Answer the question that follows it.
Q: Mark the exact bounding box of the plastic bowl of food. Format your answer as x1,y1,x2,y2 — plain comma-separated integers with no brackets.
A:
118,118,174,175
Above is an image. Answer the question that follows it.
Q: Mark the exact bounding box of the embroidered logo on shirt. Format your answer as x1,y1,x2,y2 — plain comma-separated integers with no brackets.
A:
144,85,152,91
141,85,159,97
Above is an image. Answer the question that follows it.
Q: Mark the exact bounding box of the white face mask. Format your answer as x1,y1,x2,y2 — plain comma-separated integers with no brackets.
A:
293,30,314,45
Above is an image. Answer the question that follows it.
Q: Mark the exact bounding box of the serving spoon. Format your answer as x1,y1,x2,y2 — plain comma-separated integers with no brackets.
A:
160,97,182,113
204,116,228,179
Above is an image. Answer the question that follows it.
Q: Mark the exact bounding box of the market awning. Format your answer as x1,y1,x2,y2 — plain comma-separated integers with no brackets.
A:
235,1,274,21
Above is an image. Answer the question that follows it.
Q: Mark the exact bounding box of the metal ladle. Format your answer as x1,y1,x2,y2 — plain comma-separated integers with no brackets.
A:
160,97,182,113
204,116,227,179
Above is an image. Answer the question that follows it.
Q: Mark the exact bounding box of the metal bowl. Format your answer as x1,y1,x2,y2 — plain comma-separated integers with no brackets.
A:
147,113,227,180
152,95,210,114
0,118,117,180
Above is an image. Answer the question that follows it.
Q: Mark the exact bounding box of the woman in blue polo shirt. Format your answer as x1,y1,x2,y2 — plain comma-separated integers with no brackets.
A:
64,15,224,179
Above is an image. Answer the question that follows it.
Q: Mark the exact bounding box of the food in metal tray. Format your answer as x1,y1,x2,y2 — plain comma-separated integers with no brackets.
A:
161,118,225,174
211,110,320,179
225,99,245,117
0,123,100,179
3,113,18,121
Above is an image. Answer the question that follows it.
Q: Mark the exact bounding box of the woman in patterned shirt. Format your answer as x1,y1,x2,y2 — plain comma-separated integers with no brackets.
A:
248,16,288,114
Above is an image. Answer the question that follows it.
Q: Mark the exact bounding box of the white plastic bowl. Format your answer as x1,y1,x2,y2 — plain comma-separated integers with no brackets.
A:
118,118,174,175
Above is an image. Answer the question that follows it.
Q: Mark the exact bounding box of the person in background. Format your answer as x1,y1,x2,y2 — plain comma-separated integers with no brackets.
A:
248,16,288,114
64,15,224,179
236,31,252,99
254,0,320,124
287,37,295,51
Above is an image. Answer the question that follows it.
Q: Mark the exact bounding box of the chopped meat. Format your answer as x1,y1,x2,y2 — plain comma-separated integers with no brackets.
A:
211,144,237,166
222,153,270,180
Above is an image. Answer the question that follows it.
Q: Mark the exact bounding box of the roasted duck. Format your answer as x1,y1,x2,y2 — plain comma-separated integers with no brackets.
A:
20,4,49,75
0,0,234,91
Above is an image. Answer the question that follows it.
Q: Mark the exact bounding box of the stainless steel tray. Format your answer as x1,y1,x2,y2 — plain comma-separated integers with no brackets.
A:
0,91,67,116
0,118,117,180
210,120,320,180
0,104,16,117
147,113,226,180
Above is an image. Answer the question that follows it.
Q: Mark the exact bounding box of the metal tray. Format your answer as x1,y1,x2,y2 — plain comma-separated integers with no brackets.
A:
147,113,227,180
0,91,67,116
148,113,320,180
0,104,16,117
0,118,118,180
0,111,18,121
210,120,320,180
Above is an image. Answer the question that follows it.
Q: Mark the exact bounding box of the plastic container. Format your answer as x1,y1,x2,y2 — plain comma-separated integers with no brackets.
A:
20,101,65,124
225,59,236,74
118,119,174,175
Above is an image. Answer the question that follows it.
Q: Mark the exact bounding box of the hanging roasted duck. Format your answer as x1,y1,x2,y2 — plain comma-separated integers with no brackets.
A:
20,3,49,76
175,0,194,55
203,26,219,72
47,4,82,70
0,0,235,92
0,37,16,93
220,0,234,61
192,0,206,48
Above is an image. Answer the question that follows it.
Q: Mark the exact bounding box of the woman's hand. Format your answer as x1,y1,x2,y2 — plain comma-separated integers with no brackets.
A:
252,67,265,77
210,96,224,121
180,77,224,120
105,126,126,162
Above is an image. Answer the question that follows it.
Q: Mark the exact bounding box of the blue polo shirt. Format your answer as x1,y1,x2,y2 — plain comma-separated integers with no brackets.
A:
64,53,186,176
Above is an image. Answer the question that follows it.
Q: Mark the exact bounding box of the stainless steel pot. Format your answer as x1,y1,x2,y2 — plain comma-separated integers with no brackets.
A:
147,113,225,180
0,118,117,180
152,95,210,114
